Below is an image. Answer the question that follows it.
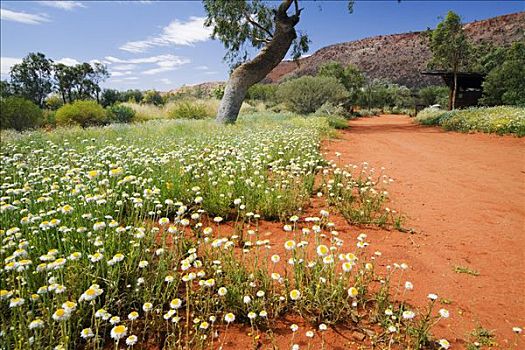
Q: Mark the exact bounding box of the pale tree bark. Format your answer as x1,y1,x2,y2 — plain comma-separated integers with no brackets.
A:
452,71,457,110
216,0,300,124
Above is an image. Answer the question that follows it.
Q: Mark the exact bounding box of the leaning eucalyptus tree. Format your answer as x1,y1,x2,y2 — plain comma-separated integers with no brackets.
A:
203,0,354,124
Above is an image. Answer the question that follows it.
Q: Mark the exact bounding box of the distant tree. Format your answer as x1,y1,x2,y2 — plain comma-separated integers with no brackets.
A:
359,79,387,110
54,63,76,103
87,63,109,103
428,11,471,109
203,0,355,123
54,62,109,104
10,52,54,108
317,62,345,82
419,86,449,107
69,63,104,103
277,76,348,114
318,61,364,104
0,80,14,98
142,90,164,105
122,89,143,103
389,84,412,108
101,89,121,107
469,41,506,75
481,41,525,106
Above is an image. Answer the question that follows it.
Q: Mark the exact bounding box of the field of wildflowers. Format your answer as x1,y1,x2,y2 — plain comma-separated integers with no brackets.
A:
1,114,450,349
415,106,525,136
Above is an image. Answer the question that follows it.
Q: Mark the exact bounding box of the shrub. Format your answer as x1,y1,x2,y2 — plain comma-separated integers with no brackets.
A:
481,42,525,107
107,104,136,123
314,102,347,117
42,110,56,128
55,100,108,127
167,101,213,119
239,101,267,115
45,94,64,110
419,86,449,107
268,103,287,113
247,83,278,102
277,76,348,114
320,114,348,129
415,108,451,126
416,106,525,136
383,106,413,115
142,90,164,106
0,96,43,131
355,108,382,117
212,85,225,99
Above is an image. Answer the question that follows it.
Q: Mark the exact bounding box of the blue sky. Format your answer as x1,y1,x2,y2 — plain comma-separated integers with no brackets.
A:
1,1,523,91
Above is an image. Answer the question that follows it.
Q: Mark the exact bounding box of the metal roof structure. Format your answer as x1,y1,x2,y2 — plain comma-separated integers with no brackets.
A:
421,71,486,109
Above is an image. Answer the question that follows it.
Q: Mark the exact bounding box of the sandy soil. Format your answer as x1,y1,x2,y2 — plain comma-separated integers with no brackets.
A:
319,115,524,348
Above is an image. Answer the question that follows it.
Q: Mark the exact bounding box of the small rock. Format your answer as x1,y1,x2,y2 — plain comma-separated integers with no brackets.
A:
352,331,366,341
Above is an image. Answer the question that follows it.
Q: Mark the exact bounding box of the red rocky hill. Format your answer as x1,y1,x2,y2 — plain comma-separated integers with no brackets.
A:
264,12,525,88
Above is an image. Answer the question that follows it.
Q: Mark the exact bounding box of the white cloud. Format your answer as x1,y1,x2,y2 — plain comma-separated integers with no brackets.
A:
120,16,212,53
104,54,188,66
112,64,138,71
1,57,22,75
118,41,153,54
195,65,209,70
103,54,189,75
39,1,85,11
111,71,133,77
159,78,172,84
1,8,50,24
161,17,211,45
56,57,80,66
123,76,138,80
142,66,178,75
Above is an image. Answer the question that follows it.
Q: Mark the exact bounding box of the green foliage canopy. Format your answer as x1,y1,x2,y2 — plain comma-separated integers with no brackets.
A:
481,42,525,106
55,100,108,127
277,75,348,114
203,0,310,65
9,53,54,108
142,90,164,106
318,61,365,103
0,96,43,131
428,11,471,73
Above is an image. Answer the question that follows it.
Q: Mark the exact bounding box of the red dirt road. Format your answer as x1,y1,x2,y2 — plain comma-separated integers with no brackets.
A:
323,115,525,347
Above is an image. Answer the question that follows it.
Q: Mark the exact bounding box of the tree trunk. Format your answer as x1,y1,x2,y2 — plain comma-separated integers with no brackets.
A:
216,0,300,124
452,71,457,110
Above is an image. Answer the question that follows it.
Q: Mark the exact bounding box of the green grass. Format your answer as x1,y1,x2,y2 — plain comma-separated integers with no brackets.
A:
466,326,497,349
415,106,525,136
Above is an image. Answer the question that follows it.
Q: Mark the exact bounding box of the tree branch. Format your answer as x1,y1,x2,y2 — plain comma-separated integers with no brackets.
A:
277,0,294,16
245,13,274,39
293,0,303,16
253,37,272,45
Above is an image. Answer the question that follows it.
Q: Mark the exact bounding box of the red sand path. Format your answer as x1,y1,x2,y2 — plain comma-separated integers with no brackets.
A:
322,115,525,347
